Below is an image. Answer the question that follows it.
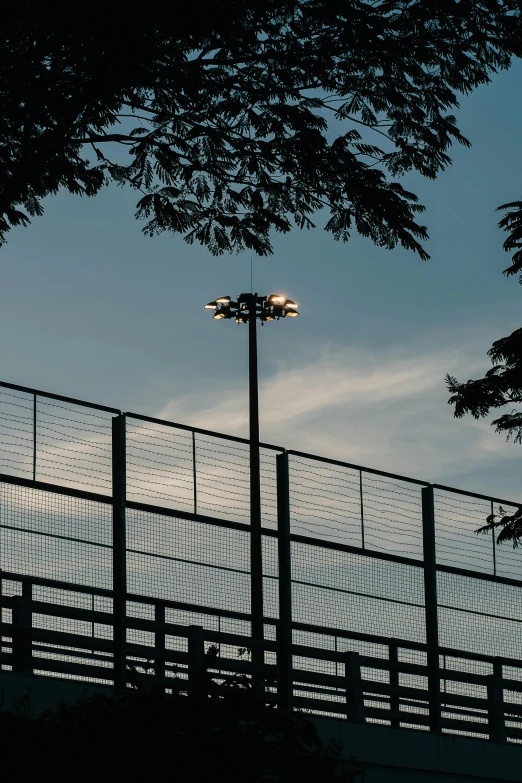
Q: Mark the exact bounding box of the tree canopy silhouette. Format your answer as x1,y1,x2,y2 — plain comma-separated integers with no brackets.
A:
0,663,361,782
1,1,520,256
446,201,522,545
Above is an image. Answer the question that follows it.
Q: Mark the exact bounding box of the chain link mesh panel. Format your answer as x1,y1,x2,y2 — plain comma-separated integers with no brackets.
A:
0,482,112,588
291,541,425,642
1,382,522,739
438,571,522,659
126,507,250,614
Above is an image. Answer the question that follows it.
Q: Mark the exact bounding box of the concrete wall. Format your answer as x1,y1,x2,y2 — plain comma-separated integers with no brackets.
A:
2,671,521,781
312,716,522,782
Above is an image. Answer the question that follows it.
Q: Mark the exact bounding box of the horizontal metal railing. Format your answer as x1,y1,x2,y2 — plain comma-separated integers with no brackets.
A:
1,571,521,743
0,378,521,745
0,375,512,509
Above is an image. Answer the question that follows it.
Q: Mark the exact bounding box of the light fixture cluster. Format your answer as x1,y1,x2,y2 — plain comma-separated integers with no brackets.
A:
204,294,299,324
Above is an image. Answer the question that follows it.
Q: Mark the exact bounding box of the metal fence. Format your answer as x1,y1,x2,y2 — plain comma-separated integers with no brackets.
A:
0,379,522,742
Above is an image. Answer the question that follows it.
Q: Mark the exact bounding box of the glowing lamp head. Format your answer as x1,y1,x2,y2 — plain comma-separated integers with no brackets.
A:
204,301,218,310
213,311,227,320
285,309,299,317
216,296,231,304
268,294,286,306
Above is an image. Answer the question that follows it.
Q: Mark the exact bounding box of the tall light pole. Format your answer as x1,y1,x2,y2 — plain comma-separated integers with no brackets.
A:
204,293,299,690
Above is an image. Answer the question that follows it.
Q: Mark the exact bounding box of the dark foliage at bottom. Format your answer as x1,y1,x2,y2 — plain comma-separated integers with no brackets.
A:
0,678,361,782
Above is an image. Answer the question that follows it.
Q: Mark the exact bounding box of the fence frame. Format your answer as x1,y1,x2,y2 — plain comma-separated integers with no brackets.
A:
1,568,521,742
0,378,520,744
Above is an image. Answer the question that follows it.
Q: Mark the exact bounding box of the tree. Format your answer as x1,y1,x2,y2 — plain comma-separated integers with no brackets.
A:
0,654,362,782
446,199,522,545
1,1,520,256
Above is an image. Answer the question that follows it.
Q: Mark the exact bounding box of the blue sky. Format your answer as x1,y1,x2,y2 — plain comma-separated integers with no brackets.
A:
0,60,521,502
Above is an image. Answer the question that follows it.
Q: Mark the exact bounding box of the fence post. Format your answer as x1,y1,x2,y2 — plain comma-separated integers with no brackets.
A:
112,414,126,689
12,581,32,676
154,603,166,690
192,431,198,514
32,393,37,481
345,651,365,723
389,641,400,728
422,485,441,733
359,470,365,549
276,451,292,711
488,659,506,743
0,571,3,672
491,501,497,577
187,625,205,699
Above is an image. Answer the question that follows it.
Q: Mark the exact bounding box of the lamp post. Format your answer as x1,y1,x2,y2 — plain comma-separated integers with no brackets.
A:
204,293,299,690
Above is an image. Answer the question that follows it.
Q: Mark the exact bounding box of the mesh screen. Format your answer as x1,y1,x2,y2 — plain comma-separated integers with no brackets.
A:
438,571,522,659
439,653,491,734
504,663,522,736
262,534,279,618
0,482,112,588
290,630,434,725
1,383,522,735
291,541,425,642
2,580,115,682
126,507,250,614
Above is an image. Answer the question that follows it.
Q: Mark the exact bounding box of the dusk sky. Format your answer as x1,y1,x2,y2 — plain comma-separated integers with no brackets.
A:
1,60,521,503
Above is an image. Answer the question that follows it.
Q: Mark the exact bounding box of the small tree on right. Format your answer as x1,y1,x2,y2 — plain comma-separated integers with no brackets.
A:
446,200,522,545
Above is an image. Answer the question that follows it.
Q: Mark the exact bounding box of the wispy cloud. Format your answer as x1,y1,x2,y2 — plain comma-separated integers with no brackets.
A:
156,335,520,497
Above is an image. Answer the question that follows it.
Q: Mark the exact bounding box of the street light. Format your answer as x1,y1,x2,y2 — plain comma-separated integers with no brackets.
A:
204,294,299,323
204,292,299,687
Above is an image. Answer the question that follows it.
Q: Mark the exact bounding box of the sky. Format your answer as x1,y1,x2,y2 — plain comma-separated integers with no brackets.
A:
0,61,521,503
